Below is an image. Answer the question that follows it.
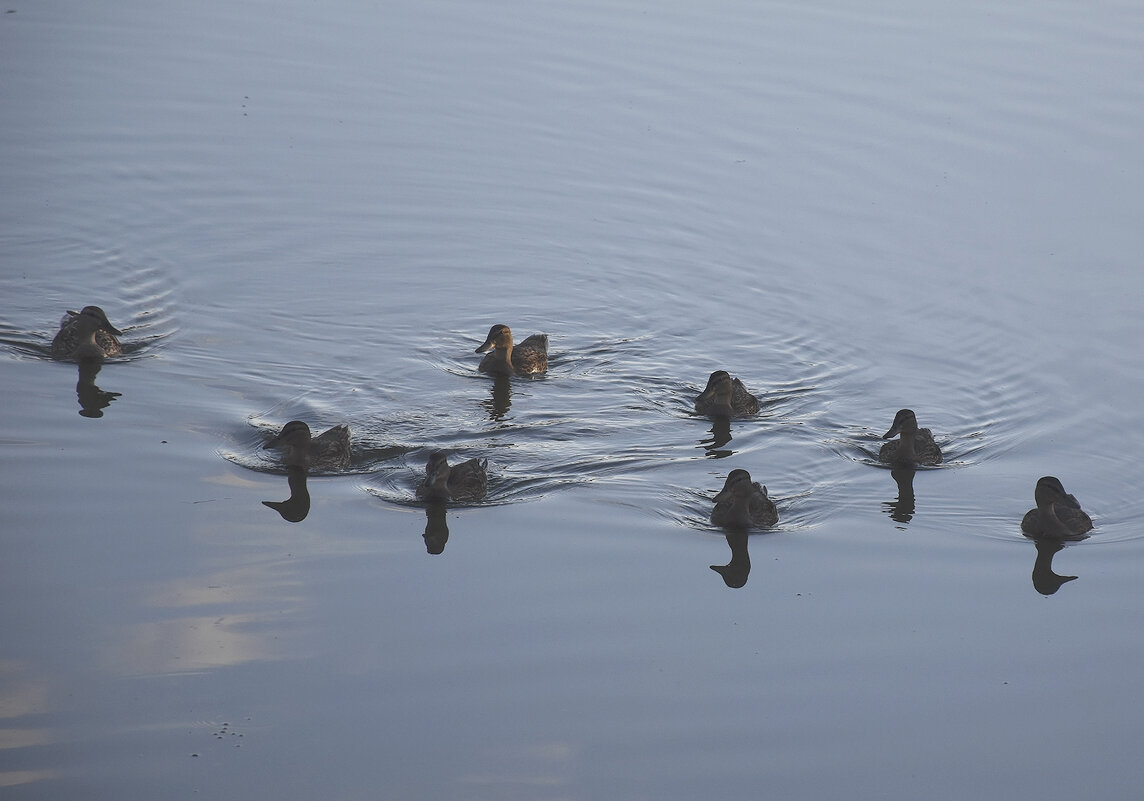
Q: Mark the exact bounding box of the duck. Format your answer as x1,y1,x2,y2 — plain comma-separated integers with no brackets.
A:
416,451,488,502
711,469,778,529
694,370,760,418
51,306,123,361
263,420,351,470
474,324,548,376
879,409,942,466
1020,476,1093,540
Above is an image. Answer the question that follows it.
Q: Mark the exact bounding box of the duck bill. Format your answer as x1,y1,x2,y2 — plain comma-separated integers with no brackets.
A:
882,423,902,439
474,338,495,354
263,435,284,450
103,323,124,336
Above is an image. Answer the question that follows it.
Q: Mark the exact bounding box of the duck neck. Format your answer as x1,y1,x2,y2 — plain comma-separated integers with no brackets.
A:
896,428,917,462
73,325,105,362
486,343,513,373
710,386,734,416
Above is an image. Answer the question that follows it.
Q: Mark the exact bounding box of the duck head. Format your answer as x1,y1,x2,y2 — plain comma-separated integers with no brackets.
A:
697,370,735,414
714,468,756,502
475,324,513,354
882,409,919,439
1033,476,1070,508
424,450,452,490
74,306,123,336
264,420,312,450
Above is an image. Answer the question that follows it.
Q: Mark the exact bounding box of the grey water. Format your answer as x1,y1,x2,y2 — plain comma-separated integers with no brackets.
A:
3,0,1144,798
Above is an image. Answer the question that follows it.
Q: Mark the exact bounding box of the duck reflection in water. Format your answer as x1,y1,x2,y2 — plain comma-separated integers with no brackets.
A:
1019,476,1093,595
416,451,488,503
423,502,450,555
1028,539,1079,595
699,416,733,456
694,371,760,419
263,420,351,471
75,359,121,418
262,466,311,522
481,374,513,421
710,529,751,589
882,466,917,524
879,409,942,466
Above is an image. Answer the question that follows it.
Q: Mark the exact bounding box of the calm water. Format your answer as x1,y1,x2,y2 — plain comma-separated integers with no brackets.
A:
3,0,1144,798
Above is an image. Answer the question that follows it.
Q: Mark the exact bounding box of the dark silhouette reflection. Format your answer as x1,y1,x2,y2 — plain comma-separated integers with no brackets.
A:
699,417,733,456
710,529,751,588
882,466,916,523
481,374,513,420
262,466,311,522
423,502,450,554
1028,539,1078,595
75,359,121,418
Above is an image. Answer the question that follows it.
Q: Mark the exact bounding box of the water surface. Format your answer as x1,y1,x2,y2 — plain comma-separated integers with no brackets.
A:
3,1,1144,799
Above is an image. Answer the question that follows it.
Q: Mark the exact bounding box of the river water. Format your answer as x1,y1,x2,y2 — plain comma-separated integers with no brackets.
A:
3,1,1144,799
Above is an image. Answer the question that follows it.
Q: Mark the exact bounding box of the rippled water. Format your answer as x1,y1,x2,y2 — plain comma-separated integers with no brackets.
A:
4,0,1144,798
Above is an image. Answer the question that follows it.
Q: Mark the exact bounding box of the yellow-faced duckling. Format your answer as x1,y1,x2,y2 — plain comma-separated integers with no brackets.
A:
416,451,488,502
694,370,760,418
711,469,778,529
879,409,942,466
475,324,548,376
1021,476,1093,540
51,306,123,361
263,420,351,470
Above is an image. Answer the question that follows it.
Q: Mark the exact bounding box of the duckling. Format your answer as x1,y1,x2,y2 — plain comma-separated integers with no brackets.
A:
416,451,488,502
879,409,942,466
1021,476,1093,539
711,469,778,529
474,324,548,376
263,420,351,470
51,306,123,361
694,370,760,418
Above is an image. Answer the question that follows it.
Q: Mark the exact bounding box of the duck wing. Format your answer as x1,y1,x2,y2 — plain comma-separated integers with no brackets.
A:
913,428,943,465
730,378,760,416
449,458,488,501
748,485,778,526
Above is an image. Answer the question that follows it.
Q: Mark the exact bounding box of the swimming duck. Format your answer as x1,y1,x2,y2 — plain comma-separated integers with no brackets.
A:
416,451,488,502
51,306,123,361
263,420,351,470
694,371,760,418
711,469,778,529
474,324,548,376
879,409,942,466
1020,476,1093,540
